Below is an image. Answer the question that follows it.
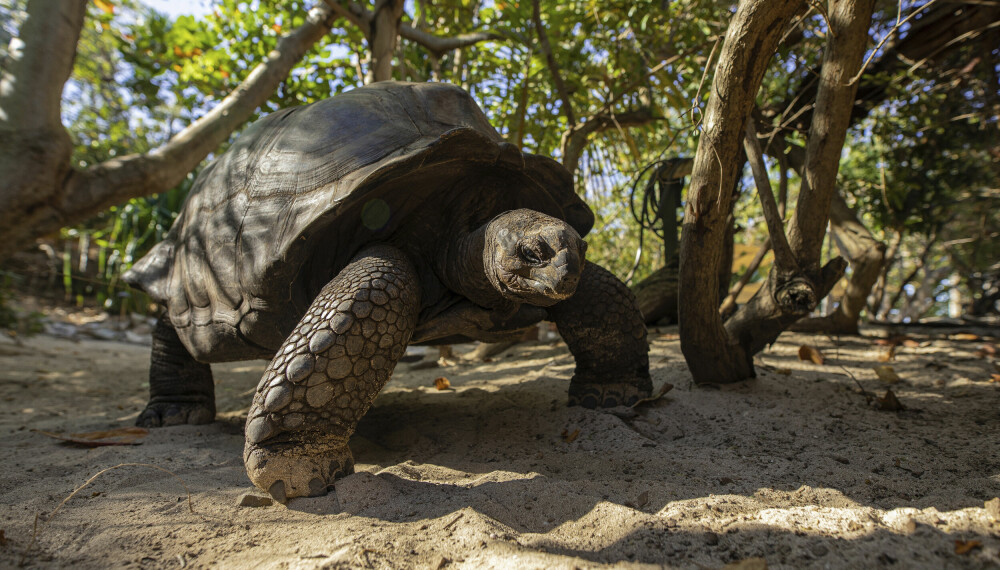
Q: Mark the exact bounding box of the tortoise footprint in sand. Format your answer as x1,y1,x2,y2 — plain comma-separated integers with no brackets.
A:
125,81,651,501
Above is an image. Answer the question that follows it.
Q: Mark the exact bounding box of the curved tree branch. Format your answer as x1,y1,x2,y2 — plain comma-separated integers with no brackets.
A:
678,0,808,384
323,0,501,57
0,3,339,259
530,0,575,126
559,108,655,177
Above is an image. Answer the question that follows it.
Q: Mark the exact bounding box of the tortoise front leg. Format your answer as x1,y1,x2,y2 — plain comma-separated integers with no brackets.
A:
547,262,652,408
243,245,420,501
137,317,215,427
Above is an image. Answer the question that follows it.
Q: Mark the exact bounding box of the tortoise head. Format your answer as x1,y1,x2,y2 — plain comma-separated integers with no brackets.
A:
484,209,587,306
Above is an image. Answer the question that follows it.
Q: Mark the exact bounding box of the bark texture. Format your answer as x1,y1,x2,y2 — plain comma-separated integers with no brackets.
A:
718,0,876,373
678,0,808,384
794,191,886,333
366,0,405,83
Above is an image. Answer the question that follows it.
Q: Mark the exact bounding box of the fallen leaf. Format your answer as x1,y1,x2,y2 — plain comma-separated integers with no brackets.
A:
630,382,674,408
878,345,896,362
975,343,997,358
875,335,912,347
34,427,148,447
989,373,1000,383
902,339,921,348
873,365,901,384
798,345,825,365
433,377,451,390
876,390,904,411
635,490,649,508
954,539,982,555
561,428,580,443
952,333,980,341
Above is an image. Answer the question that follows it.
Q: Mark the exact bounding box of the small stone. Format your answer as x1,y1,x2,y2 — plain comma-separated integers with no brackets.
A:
268,481,287,504
246,417,274,443
309,330,337,354
307,382,335,408
330,313,354,334
264,384,292,411
703,531,719,545
286,354,315,383
238,493,273,508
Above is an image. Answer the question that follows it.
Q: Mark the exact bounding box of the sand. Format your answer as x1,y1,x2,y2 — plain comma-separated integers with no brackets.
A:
0,324,998,569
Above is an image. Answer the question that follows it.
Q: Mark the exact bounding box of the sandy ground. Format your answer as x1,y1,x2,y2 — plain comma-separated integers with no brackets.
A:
0,323,998,569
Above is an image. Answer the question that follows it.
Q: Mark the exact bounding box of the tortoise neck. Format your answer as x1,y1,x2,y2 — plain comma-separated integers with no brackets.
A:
440,221,506,309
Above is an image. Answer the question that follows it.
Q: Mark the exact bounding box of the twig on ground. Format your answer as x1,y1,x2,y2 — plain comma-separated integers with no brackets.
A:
19,463,194,565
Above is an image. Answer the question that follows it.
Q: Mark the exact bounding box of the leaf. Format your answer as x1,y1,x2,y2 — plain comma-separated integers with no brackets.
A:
630,382,674,408
34,427,148,446
433,377,451,390
873,365,901,384
954,540,981,555
798,345,824,365
561,428,580,443
878,345,896,362
975,343,997,358
989,373,1000,383
94,0,114,14
876,390,904,411
952,333,980,341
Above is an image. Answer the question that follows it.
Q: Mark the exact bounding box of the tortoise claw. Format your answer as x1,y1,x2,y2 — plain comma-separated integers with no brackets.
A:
568,381,651,409
136,401,214,427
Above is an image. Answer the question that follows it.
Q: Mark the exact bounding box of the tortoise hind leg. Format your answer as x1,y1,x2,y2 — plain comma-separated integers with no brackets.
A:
243,245,420,501
547,262,652,408
137,317,216,427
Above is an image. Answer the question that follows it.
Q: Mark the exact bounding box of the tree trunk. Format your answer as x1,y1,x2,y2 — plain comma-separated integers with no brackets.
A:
794,190,886,333
0,2,338,262
366,0,404,83
678,0,808,384
680,0,874,384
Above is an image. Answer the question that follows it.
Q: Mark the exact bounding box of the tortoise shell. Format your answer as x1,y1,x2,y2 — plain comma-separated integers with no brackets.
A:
125,81,593,361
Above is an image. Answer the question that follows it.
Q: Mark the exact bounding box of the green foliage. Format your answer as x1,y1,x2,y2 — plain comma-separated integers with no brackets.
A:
13,0,994,321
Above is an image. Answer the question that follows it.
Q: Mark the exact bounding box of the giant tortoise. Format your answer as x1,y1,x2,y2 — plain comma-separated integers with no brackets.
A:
124,81,651,500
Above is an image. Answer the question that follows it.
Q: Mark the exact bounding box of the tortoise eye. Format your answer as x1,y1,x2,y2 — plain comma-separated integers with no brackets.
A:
517,242,544,266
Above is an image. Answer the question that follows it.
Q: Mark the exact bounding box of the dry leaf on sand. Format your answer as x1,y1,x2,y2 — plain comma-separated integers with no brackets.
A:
876,390,904,412
561,429,580,443
873,366,901,384
954,540,982,555
798,345,824,365
34,427,148,447
433,377,451,390
878,345,896,362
